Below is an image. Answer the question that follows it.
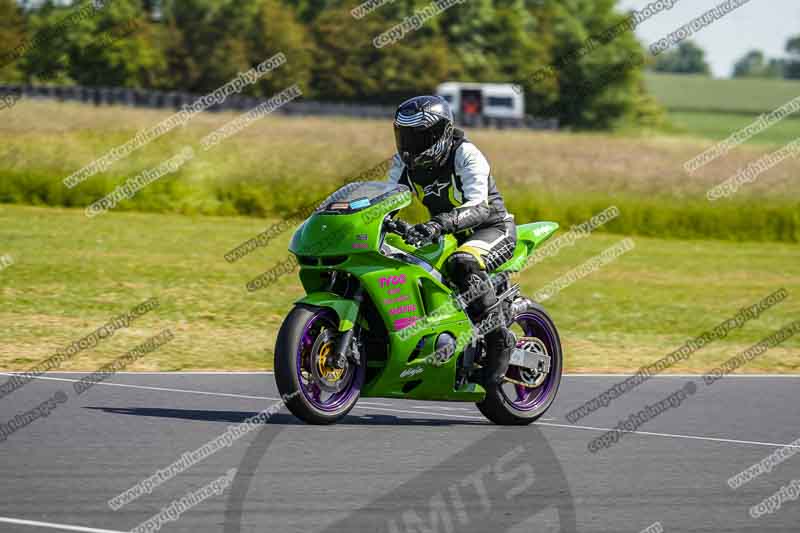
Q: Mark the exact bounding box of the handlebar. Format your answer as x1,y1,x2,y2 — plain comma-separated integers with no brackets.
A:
383,218,441,248
383,218,413,238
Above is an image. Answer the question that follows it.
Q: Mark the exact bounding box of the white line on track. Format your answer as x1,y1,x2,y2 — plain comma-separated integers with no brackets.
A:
0,372,279,401
2,373,796,449
534,421,800,450
0,516,126,533
0,372,475,413
4,371,278,375
561,374,800,378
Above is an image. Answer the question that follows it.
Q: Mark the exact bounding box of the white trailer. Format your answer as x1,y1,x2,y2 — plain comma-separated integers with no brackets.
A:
435,82,525,122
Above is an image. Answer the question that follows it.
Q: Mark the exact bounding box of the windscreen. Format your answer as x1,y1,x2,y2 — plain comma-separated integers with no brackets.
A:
315,181,408,214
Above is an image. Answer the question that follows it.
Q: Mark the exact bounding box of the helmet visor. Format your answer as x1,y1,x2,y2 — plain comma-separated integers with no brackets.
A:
394,120,446,158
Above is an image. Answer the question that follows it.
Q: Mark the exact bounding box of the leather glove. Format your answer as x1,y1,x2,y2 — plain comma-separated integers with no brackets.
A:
405,220,443,247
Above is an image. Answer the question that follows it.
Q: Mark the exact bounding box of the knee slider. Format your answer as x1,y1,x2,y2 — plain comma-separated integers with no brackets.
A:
446,252,483,280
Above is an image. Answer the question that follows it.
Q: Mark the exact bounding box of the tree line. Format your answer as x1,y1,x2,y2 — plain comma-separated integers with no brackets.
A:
652,39,800,79
732,37,800,79
1,0,669,128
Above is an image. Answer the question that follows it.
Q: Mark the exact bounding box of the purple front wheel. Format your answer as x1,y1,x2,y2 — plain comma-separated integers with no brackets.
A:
274,307,364,424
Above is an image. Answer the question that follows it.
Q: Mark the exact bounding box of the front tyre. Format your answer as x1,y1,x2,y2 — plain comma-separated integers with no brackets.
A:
274,306,364,424
477,299,563,425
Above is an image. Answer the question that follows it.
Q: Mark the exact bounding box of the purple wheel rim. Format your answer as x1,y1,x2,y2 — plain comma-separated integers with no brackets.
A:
501,312,558,412
296,310,363,413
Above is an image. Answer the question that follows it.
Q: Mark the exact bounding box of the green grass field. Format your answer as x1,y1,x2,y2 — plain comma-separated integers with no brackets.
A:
645,73,800,114
645,72,800,145
1,204,797,374
665,110,800,146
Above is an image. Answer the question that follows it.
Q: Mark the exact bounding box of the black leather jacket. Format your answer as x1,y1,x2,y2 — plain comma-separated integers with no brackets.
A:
387,129,510,234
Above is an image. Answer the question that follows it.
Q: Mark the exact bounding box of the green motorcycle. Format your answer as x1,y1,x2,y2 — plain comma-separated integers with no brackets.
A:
274,181,563,425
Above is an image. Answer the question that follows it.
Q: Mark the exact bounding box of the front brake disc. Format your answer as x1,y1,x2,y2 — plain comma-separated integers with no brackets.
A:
310,331,352,393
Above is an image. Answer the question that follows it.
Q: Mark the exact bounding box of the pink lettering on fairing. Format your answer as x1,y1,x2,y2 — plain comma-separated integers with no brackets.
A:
394,317,418,330
379,275,406,288
390,305,417,315
383,295,410,305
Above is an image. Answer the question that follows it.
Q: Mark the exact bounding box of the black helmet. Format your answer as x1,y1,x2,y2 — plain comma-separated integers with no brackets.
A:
394,95,454,170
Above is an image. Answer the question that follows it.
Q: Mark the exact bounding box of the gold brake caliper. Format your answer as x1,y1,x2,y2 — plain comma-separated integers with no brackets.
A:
316,343,344,383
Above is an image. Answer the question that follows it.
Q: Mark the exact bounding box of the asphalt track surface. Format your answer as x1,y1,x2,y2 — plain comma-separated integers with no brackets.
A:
0,372,799,533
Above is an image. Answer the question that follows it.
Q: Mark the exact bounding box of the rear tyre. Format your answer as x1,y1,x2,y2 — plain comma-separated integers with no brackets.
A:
476,299,562,425
274,306,364,425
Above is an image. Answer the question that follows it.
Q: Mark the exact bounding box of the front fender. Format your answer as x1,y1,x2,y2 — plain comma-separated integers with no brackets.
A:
295,292,359,331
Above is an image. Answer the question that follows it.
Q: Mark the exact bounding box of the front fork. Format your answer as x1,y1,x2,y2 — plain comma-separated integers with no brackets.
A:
328,286,364,370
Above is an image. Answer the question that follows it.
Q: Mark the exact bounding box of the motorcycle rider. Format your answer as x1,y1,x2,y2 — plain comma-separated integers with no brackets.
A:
387,95,517,386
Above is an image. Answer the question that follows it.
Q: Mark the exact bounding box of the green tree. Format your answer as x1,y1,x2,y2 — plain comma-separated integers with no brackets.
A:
0,0,665,130
437,0,502,80
732,50,784,78
160,0,312,95
653,41,710,75
309,5,457,103
246,0,314,96
159,0,244,91
481,0,550,92
785,35,800,79
19,0,163,87
0,0,27,82
532,0,662,129
288,0,337,24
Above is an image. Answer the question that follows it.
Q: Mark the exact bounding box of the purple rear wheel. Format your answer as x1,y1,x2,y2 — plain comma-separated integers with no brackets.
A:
275,307,364,424
476,299,563,425
501,313,559,411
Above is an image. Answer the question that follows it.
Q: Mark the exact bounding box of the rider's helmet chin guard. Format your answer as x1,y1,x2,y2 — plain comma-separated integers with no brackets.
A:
394,95,455,171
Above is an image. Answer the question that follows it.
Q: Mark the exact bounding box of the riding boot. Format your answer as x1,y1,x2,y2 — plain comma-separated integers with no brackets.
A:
482,324,515,385
459,273,515,385
460,272,495,319
449,266,514,386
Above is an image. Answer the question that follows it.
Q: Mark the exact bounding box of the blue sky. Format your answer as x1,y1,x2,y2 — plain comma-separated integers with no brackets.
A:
618,0,800,77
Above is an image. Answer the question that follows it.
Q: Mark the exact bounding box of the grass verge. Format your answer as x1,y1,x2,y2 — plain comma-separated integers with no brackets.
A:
1,204,797,373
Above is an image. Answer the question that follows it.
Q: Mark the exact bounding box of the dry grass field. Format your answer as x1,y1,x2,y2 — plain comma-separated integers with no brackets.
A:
2,100,797,199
